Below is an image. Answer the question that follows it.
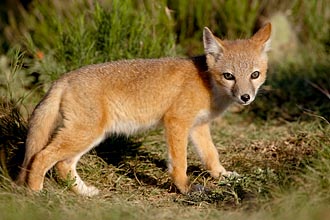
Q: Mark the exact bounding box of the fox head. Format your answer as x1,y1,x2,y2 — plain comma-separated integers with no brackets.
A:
203,23,271,105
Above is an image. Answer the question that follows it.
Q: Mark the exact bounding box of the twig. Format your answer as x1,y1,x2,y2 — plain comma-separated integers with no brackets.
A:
300,107,330,125
306,79,330,100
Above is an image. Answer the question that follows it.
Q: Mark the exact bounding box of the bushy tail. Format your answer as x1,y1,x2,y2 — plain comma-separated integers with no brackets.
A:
16,81,65,185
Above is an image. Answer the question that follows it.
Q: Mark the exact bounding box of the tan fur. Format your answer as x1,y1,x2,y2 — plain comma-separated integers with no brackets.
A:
17,23,271,196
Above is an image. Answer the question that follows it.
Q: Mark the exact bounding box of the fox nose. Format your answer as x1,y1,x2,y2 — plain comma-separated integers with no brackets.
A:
241,94,250,103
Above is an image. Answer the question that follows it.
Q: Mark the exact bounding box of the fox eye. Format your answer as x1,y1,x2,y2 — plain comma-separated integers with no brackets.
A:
223,72,235,80
251,71,260,79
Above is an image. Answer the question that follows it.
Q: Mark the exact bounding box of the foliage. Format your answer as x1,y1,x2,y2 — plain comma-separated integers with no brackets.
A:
22,0,177,81
0,100,27,181
168,0,261,52
291,0,330,53
249,59,330,122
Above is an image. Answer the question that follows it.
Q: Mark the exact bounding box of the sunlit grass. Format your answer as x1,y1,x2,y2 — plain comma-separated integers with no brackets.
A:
0,113,329,220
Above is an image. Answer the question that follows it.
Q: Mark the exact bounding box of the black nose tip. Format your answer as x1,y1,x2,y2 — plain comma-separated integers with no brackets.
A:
241,94,250,103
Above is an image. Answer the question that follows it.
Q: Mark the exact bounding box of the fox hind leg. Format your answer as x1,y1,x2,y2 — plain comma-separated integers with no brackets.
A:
55,155,99,196
27,127,104,196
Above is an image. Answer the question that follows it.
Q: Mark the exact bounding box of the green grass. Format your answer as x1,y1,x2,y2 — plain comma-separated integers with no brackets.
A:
23,0,177,82
0,114,329,220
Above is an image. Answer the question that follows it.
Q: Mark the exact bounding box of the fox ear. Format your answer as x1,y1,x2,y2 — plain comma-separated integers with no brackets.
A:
251,23,272,52
203,27,224,66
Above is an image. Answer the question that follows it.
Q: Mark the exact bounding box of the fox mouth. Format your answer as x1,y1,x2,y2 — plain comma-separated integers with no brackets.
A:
240,101,252,106
234,95,254,106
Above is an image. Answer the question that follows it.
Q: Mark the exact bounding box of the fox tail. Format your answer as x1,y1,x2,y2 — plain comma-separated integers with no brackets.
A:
16,81,65,185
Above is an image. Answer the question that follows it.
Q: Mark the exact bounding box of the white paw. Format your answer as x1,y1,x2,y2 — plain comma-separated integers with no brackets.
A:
74,184,100,197
222,171,240,178
82,185,100,197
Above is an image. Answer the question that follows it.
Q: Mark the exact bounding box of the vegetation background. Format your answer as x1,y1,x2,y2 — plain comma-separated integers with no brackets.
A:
0,0,329,219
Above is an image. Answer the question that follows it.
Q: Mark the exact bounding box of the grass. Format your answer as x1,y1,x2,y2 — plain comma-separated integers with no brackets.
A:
0,113,329,219
0,0,330,219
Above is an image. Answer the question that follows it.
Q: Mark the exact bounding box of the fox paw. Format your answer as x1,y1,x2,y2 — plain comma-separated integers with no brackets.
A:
222,171,240,178
73,184,100,197
189,184,211,194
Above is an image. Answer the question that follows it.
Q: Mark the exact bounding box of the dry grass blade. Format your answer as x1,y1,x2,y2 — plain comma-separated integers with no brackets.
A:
306,79,330,100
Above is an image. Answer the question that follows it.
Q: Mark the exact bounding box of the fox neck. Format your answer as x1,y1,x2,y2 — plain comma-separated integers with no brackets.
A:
191,55,234,116
210,78,234,114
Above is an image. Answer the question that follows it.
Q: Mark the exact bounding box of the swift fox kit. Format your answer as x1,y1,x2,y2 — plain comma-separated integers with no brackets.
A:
17,23,271,196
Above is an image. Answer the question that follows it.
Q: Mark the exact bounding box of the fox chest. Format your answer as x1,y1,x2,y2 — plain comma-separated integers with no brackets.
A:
192,103,231,127
193,109,214,126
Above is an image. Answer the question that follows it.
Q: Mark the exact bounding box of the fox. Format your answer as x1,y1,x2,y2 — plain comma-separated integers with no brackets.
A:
17,23,271,196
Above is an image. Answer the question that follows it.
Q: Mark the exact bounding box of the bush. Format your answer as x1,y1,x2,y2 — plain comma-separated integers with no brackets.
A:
20,0,177,82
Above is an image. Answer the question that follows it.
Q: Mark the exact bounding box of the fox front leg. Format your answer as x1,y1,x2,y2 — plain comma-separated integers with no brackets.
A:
164,116,191,194
190,123,229,178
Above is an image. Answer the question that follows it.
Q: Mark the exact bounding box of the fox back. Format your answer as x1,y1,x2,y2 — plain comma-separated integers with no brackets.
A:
17,23,271,196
